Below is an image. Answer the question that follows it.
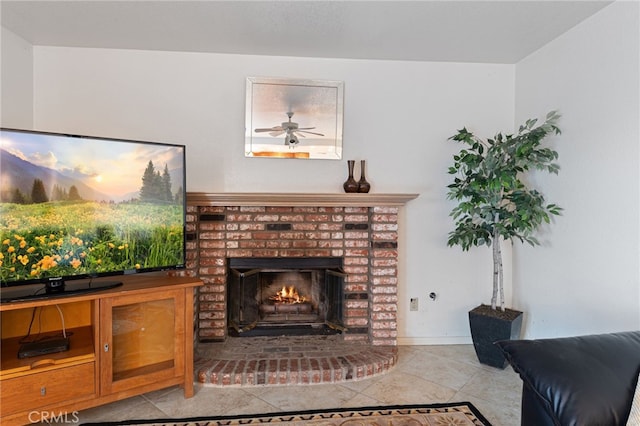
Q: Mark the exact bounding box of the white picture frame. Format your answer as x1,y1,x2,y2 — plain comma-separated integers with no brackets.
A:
245,77,344,159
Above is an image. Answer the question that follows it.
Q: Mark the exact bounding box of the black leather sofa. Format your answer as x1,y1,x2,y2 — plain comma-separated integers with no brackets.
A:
496,331,640,426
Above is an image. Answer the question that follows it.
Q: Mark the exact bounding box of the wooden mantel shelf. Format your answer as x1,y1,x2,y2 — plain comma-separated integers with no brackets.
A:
187,192,419,207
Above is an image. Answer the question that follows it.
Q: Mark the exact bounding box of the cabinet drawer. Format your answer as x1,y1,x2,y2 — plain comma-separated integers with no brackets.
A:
1,362,95,415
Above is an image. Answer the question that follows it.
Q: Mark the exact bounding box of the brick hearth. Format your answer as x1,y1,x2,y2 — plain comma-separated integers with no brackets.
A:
195,335,398,387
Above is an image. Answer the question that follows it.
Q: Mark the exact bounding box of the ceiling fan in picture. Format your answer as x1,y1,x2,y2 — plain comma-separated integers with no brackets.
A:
254,112,324,148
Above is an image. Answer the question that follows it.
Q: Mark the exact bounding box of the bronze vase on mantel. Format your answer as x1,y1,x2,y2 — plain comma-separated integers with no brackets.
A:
357,160,371,193
343,160,359,193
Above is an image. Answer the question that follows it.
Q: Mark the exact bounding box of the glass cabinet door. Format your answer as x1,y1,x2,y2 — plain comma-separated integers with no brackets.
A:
100,289,185,395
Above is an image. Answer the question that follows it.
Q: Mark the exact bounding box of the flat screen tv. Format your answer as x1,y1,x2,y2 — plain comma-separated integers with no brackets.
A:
0,128,186,302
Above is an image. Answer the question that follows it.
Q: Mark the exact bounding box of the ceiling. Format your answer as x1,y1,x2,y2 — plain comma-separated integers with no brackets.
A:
1,1,613,64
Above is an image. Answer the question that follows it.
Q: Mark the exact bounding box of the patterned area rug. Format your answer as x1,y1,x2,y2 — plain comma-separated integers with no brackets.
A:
81,403,492,425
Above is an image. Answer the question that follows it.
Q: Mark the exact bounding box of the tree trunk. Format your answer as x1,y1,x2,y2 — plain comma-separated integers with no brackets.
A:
492,227,499,310
497,235,505,311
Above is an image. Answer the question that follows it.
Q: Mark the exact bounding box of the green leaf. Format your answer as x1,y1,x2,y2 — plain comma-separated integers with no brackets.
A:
446,111,562,255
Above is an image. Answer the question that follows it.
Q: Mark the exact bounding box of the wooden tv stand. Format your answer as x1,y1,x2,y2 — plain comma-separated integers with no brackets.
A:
0,274,202,426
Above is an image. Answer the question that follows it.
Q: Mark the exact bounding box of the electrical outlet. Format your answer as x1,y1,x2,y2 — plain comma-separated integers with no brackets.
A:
410,298,419,311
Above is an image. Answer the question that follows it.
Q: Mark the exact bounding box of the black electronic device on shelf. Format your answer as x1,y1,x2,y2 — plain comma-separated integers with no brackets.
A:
17,336,70,358
16,302,74,358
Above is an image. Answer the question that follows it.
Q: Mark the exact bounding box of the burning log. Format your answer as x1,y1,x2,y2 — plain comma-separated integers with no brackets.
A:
259,303,313,314
269,285,307,304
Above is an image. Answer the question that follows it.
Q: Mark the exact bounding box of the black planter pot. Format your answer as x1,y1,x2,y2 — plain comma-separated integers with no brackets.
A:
469,304,523,369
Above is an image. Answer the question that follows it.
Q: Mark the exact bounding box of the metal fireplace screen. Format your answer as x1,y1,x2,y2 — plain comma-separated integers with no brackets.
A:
227,257,346,336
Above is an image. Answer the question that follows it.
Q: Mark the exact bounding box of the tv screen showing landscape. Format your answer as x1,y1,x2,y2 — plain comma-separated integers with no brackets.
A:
0,129,186,287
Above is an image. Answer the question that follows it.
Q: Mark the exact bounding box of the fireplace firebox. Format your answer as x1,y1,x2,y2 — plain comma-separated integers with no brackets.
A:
227,257,346,336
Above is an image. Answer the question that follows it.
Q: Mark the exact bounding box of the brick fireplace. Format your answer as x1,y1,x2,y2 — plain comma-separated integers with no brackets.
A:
227,256,346,336
185,193,417,347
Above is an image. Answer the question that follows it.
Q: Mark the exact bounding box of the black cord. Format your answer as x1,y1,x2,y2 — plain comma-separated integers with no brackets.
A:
33,284,47,296
18,305,74,344
18,307,39,343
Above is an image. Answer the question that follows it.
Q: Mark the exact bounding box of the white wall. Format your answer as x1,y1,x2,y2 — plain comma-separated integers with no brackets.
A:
514,0,640,338
1,27,33,128
28,46,515,344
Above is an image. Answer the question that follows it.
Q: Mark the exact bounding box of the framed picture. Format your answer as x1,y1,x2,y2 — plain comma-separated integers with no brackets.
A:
245,77,344,159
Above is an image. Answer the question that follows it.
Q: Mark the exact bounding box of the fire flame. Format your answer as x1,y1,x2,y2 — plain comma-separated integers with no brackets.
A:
270,286,307,304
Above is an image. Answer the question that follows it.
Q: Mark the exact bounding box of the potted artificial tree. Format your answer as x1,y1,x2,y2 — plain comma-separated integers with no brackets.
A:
446,111,562,368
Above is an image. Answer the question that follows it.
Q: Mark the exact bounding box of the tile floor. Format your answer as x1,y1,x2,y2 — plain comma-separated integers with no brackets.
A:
77,345,523,425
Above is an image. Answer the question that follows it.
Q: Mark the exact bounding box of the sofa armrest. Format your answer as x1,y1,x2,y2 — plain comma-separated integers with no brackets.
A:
518,380,558,426
496,331,640,426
